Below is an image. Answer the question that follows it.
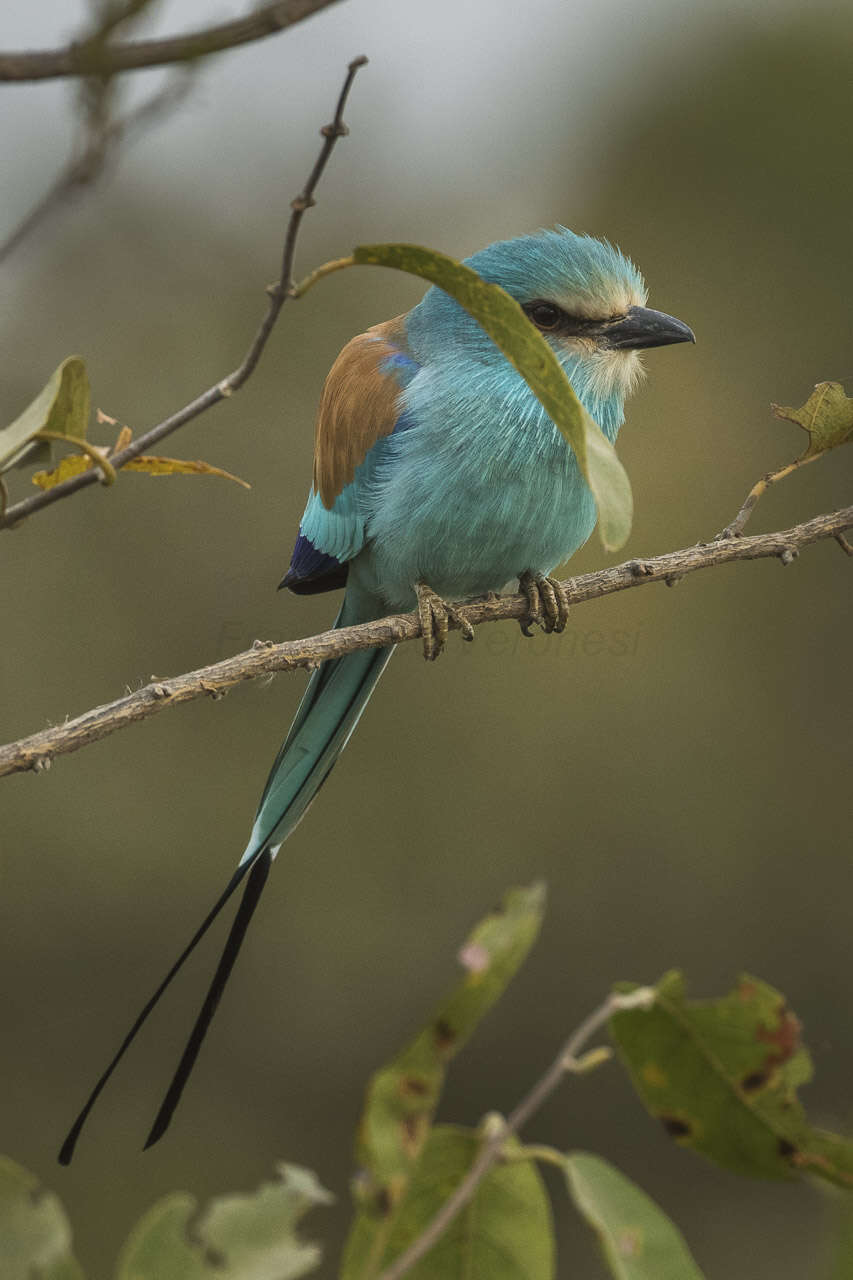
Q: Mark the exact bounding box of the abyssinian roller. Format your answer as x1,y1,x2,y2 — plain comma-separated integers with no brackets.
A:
59,226,694,1162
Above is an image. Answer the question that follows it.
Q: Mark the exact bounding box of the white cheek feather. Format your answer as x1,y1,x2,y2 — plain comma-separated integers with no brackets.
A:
560,339,646,403
586,349,646,402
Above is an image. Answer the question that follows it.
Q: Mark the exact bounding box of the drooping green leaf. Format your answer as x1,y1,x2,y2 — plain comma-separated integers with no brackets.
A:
0,1154,85,1280
341,1125,554,1280
563,1151,705,1279
0,357,90,473
355,883,545,1211
352,244,633,551
610,971,853,1187
115,1163,331,1280
772,381,853,458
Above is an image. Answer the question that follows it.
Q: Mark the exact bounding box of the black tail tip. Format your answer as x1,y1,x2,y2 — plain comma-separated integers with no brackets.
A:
142,1119,168,1151
58,1125,82,1165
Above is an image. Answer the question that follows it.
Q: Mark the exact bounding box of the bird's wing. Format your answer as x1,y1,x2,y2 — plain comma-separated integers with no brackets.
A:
281,316,419,593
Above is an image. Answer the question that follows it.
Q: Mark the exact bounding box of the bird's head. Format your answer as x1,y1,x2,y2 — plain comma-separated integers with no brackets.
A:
465,226,694,411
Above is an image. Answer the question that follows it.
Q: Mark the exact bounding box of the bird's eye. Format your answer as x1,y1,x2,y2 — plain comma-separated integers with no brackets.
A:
527,302,561,330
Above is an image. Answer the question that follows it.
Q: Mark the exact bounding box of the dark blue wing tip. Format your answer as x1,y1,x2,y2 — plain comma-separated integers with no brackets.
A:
280,533,348,595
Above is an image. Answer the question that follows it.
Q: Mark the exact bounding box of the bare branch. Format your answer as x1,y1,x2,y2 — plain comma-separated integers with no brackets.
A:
0,0,343,82
0,504,849,779
375,987,657,1280
0,55,367,530
0,69,193,265
0,0,180,264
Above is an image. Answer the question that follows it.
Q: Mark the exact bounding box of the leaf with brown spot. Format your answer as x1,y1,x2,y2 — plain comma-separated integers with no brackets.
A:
610,971,853,1187
354,884,545,1209
772,381,853,458
342,1126,554,1280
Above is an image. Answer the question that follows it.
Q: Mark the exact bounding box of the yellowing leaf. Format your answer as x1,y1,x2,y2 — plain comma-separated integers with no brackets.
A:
121,455,251,487
32,449,250,491
772,382,853,457
32,453,104,490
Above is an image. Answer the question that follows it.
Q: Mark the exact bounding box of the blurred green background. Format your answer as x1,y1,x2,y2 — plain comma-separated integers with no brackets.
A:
1,1,851,1274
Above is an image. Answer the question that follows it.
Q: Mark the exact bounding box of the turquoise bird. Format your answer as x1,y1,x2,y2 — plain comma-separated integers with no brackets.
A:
59,227,693,1162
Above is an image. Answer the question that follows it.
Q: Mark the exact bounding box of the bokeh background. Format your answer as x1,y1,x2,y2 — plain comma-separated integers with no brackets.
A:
1,0,851,1274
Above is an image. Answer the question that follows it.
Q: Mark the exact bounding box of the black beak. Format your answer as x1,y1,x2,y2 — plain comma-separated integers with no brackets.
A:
596,305,695,351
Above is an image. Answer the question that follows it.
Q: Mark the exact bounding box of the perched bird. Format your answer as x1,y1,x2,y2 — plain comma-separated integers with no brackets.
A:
59,226,693,1162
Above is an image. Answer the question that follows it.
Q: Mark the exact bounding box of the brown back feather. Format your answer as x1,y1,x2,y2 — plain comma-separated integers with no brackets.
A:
313,315,407,509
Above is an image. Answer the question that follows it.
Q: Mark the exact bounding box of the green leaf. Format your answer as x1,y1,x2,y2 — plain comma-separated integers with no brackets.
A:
355,883,545,1208
115,1163,331,1280
0,357,90,473
610,971,853,1187
772,381,853,457
341,1125,554,1280
0,1154,85,1280
563,1152,705,1279
352,244,633,551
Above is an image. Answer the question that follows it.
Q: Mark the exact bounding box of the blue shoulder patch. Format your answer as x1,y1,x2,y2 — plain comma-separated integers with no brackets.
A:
380,347,420,386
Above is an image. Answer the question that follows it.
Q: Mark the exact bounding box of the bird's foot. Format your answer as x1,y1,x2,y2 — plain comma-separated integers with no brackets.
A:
518,571,570,636
415,582,475,661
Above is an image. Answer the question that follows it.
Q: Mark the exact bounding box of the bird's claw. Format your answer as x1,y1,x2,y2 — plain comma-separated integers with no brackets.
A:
518,571,570,636
415,582,475,661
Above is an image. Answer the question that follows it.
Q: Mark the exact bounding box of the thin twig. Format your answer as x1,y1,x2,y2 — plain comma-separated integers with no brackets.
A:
0,55,367,530
0,0,171,263
374,987,656,1280
0,70,193,266
717,452,823,540
0,0,343,82
235,56,367,390
0,504,849,779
